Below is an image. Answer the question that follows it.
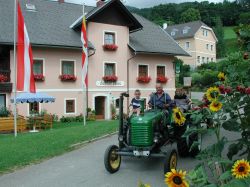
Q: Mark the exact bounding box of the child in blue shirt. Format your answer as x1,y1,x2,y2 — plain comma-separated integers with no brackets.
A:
130,89,141,116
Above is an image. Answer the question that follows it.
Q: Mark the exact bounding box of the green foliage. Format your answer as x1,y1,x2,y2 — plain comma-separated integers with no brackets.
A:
200,71,219,87
0,107,10,117
180,8,201,23
238,12,250,25
234,24,250,51
60,114,86,123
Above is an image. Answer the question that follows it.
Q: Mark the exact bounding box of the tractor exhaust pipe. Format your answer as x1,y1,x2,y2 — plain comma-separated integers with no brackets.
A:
119,92,129,148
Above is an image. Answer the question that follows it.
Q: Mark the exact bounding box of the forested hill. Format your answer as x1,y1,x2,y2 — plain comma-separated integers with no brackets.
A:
127,0,250,27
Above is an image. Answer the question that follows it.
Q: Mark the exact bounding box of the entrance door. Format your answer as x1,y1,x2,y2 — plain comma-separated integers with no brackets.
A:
95,96,105,120
0,94,6,108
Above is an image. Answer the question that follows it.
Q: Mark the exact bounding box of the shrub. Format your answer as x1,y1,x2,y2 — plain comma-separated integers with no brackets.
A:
191,72,203,86
200,71,219,87
0,107,10,117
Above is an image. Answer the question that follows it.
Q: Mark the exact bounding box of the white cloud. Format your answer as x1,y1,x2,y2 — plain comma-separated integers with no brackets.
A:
64,0,231,8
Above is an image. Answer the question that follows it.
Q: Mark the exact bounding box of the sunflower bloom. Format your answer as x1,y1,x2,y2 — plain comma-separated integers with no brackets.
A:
218,72,226,81
165,169,189,187
206,87,220,101
232,159,250,179
209,101,222,112
173,108,186,126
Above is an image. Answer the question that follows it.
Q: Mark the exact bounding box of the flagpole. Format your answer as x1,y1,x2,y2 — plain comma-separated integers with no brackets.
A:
82,2,86,126
13,0,18,137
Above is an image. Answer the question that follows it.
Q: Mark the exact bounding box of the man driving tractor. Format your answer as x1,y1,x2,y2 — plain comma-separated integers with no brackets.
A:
148,83,172,110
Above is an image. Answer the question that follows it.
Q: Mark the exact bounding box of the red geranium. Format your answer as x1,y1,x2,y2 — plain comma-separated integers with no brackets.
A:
103,44,118,51
245,88,250,95
236,86,246,94
219,85,232,94
59,74,77,81
137,76,151,83
102,75,118,82
34,74,45,81
156,75,168,83
0,74,8,83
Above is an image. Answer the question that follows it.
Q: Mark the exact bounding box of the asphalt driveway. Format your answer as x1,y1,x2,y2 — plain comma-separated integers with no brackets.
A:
0,129,240,187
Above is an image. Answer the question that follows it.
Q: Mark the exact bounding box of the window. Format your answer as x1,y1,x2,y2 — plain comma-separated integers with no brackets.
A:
197,56,201,63
33,59,43,75
206,30,208,36
29,102,39,115
183,29,188,34
202,57,205,63
104,32,115,45
211,58,214,62
104,63,116,76
0,94,6,108
138,65,148,77
207,57,210,62
185,42,190,49
203,29,208,36
157,66,165,77
171,32,175,36
61,60,74,75
65,99,76,114
115,98,119,109
206,44,209,50
211,45,213,51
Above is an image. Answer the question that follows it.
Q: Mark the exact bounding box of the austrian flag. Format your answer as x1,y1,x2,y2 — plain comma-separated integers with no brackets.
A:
81,13,88,88
17,2,36,93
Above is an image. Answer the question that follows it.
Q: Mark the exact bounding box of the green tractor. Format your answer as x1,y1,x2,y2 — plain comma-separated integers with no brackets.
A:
104,92,201,174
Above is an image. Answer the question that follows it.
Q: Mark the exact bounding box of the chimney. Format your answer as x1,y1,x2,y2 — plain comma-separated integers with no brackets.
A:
58,0,64,3
97,0,105,7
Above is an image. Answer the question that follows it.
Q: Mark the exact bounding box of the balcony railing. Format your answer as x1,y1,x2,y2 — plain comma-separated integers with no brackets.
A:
0,69,12,92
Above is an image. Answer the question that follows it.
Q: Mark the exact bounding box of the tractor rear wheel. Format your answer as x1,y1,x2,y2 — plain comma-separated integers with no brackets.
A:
164,150,177,174
104,145,121,173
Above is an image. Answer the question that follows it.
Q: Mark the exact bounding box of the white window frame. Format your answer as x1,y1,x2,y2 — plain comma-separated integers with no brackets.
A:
207,57,210,63
137,64,149,77
33,58,45,76
0,93,7,108
103,30,117,45
206,44,209,50
155,64,167,78
185,41,190,50
197,56,201,63
171,31,175,36
64,98,77,115
183,29,188,34
211,45,213,51
103,61,117,76
60,59,76,76
202,57,205,63
27,102,42,116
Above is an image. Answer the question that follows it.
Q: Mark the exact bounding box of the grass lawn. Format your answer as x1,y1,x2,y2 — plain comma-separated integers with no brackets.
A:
223,26,239,54
0,120,118,174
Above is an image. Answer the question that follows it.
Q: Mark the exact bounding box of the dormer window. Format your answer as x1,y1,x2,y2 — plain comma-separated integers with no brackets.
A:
183,29,188,34
26,3,36,12
171,32,175,36
104,32,116,45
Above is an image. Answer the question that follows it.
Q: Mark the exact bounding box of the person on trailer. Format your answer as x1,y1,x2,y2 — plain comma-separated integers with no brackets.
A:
174,88,192,112
148,83,172,110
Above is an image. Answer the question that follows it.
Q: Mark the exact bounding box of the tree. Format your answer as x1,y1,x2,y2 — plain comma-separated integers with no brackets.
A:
213,17,226,58
180,8,201,23
238,12,250,24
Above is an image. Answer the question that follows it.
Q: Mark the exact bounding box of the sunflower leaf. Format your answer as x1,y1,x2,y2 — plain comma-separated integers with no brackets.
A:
219,170,232,180
203,184,218,187
221,179,249,187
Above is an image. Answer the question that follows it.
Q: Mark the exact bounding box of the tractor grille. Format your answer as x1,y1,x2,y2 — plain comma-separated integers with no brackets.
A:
131,123,153,147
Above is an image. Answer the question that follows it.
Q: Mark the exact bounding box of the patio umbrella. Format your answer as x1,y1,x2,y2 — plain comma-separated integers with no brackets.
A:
11,92,55,103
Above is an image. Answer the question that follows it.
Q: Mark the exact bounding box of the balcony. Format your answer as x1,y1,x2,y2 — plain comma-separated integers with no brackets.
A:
0,70,12,93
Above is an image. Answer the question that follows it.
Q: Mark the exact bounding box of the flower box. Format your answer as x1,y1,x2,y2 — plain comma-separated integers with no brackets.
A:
103,44,118,51
137,76,151,83
34,74,45,81
102,75,118,82
156,75,168,83
59,74,77,82
0,74,8,83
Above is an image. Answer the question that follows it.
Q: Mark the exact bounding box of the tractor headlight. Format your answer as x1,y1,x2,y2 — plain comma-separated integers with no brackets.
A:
118,135,123,141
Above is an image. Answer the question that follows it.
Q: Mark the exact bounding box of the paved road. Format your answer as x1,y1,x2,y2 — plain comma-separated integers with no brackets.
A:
0,129,240,187
191,92,204,101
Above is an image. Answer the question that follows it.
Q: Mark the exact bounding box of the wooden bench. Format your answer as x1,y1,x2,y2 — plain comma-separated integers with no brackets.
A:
0,116,27,132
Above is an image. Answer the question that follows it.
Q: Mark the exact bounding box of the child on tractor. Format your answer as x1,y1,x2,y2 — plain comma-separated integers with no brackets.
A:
129,89,141,116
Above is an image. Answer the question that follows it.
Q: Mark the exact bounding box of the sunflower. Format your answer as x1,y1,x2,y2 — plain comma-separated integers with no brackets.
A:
232,159,250,179
206,87,220,101
209,101,222,112
173,108,186,126
165,169,189,187
218,72,226,81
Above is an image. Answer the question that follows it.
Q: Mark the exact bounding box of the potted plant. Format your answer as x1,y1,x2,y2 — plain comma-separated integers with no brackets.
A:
156,75,168,83
102,75,118,82
137,76,151,83
59,74,77,82
103,44,118,51
0,74,8,82
34,74,45,81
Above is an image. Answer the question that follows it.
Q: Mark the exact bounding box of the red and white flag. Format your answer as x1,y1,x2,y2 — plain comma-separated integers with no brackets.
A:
81,13,88,88
17,2,36,93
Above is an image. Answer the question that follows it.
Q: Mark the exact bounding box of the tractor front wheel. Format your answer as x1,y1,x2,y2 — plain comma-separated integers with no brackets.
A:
164,150,177,174
104,145,121,173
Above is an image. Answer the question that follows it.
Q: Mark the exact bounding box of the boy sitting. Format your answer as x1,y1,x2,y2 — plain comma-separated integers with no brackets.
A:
129,89,141,116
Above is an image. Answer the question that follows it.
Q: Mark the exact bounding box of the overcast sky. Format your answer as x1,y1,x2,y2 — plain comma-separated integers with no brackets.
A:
63,0,232,8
